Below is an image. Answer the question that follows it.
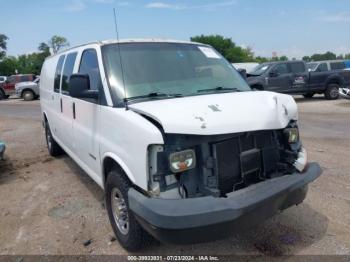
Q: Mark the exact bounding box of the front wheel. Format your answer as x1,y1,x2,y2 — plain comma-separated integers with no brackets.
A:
105,171,152,251
324,84,340,100
0,89,6,100
22,90,35,101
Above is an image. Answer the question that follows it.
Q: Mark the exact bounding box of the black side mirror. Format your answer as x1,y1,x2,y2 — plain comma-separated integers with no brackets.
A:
237,68,247,79
69,74,99,100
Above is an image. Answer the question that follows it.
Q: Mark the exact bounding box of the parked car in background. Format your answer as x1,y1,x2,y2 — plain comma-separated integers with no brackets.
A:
232,62,259,73
0,76,7,83
40,39,321,251
246,60,350,99
15,77,40,101
307,60,348,72
0,74,36,100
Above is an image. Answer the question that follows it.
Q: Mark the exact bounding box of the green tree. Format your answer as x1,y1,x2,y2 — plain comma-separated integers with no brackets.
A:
0,56,17,75
311,51,336,61
0,34,9,59
48,35,69,54
190,34,254,63
302,56,311,62
279,56,288,61
345,54,350,60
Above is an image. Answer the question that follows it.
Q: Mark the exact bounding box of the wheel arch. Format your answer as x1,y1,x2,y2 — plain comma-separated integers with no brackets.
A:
20,88,35,97
102,153,136,189
326,76,344,88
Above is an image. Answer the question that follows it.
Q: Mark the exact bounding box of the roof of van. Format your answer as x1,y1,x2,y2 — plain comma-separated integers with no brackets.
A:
49,38,209,58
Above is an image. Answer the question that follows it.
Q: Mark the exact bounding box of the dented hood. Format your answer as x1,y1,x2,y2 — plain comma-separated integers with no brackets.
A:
129,91,298,135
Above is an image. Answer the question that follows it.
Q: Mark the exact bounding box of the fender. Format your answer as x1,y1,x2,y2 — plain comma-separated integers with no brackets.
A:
102,152,136,187
325,74,344,88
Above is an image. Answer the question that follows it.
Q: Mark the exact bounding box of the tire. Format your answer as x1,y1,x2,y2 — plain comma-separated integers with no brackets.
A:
0,89,6,100
303,93,314,98
22,90,35,101
105,171,152,251
324,84,340,100
45,120,64,156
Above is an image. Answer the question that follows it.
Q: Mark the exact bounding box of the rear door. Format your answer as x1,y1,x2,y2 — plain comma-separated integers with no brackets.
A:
72,48,103,176
288,62,309,93
59,52,78,152
266,63,292,92
309,62,329,90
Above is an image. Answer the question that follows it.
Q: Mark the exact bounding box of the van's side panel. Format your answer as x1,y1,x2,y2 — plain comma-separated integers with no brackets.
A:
99,106,164,190
40,56,61,135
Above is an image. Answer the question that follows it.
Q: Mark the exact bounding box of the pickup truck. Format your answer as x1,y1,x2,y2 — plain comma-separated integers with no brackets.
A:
246,60,350,99
0,74,36,100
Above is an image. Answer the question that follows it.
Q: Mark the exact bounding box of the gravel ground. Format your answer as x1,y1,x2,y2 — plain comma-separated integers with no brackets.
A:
0,96,349,258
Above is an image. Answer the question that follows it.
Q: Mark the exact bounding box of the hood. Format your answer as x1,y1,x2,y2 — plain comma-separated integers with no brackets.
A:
129,91,298,135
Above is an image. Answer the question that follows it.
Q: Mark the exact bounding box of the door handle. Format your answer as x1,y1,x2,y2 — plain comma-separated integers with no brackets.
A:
60,98,63,113
73,102,76,119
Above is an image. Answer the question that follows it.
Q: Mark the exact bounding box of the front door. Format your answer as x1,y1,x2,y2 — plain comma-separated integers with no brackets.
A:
72,48,103,176
267,63,293,92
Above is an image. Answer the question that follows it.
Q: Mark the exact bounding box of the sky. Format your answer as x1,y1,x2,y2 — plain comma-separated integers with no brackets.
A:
1,0,350,59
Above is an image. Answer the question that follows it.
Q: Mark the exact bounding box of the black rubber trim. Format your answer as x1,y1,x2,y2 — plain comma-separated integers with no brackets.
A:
128,162,322,243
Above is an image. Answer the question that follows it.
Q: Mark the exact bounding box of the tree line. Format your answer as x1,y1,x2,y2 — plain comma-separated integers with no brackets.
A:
1,33,349,76
0,34,69,76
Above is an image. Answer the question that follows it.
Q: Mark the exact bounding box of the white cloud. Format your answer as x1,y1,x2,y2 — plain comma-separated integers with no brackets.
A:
65,0,86,12
65,0,115,12
320,11,350,22
146,1,237,11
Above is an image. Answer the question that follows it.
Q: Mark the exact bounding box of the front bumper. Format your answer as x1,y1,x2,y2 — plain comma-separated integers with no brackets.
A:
128,162,322,244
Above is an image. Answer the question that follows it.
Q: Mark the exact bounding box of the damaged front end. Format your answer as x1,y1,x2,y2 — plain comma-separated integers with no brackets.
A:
147,121,306,199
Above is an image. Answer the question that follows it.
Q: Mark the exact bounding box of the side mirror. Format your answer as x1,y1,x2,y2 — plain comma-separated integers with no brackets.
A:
69,74,99,100
237,68,247,79
269,71,278,77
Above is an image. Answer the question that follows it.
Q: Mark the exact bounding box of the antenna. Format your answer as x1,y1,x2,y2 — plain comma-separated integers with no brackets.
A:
113,7,128,110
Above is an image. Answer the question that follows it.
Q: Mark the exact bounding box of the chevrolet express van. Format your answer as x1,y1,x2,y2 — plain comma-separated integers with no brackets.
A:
40,39,322,251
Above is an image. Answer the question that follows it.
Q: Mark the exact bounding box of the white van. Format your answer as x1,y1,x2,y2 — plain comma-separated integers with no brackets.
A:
40,39,322,251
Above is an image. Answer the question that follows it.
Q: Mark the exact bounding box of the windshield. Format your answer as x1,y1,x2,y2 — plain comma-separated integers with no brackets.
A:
102,43,250,104
307,62,318,71
249,63,271,75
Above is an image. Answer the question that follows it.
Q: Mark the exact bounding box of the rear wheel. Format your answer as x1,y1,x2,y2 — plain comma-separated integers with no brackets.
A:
22,90,35,101
325,84,340,100
105,170,152,251
303,93,314,98
45,120,64,156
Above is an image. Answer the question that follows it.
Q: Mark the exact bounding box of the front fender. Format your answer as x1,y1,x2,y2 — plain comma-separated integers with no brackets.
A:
101,152,136,188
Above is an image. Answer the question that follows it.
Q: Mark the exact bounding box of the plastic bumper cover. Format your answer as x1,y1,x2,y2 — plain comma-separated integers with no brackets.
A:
128,162,322,244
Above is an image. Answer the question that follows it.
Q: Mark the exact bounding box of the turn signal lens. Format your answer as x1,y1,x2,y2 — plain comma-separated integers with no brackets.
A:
284,128,299,143
169,149,196,173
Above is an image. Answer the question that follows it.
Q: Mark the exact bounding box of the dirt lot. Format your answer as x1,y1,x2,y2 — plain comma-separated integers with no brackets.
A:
0,97,349,257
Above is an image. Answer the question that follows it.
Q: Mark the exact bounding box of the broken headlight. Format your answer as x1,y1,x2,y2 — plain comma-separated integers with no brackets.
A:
284,127,299,144
169,149,196,173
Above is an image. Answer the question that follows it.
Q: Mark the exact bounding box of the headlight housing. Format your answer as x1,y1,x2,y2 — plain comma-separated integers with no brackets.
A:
284,127,299,143
169,149,196,173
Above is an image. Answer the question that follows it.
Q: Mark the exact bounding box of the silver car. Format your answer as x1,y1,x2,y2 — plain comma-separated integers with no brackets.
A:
15,77,40,101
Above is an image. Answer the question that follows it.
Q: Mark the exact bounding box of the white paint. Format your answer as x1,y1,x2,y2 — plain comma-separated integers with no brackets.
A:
232,63,260,73
40,39,299,192
129,91,298,135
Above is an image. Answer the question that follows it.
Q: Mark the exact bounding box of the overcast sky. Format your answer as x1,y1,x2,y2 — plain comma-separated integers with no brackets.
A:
2,0,350,58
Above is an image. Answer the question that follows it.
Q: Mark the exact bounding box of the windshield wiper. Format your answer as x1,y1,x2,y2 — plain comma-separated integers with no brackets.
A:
125,92,183,102
197,86,241,93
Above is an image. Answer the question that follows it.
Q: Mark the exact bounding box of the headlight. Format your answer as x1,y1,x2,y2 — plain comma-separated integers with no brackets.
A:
169,149,196,173
284,128,299,143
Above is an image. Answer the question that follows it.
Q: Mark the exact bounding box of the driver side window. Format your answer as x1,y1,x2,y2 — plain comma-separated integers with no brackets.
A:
274,64,289,75
79,49,102,91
